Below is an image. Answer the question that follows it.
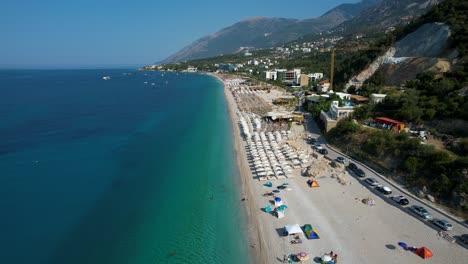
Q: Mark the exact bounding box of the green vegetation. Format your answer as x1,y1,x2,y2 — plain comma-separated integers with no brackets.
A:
328,119,468,211
325,0,468,213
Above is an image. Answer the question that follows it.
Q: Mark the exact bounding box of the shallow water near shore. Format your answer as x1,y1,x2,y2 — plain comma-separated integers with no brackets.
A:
0,70,250,264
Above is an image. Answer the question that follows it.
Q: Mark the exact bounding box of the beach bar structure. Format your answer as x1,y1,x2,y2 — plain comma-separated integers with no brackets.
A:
375,117,405,132
265,111,304,122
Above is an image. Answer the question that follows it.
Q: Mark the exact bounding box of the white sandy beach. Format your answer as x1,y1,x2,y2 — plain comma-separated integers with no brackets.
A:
216,73,468,264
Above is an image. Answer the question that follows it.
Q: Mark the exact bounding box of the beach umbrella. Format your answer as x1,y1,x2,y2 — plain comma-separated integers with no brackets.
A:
322,255,332,262
297,252,310,261
398,242,408,248
277,205,288,211
274,197,282,202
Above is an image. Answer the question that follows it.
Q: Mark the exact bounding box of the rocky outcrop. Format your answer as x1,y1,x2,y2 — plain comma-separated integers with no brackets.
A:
395,23,452,58
380,57,451,86
345,48,396,89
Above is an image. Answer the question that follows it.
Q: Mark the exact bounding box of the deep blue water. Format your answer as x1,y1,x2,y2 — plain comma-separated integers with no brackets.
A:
0,70,249,263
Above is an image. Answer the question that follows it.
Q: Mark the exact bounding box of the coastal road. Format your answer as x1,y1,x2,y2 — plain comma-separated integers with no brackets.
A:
303,115,468,246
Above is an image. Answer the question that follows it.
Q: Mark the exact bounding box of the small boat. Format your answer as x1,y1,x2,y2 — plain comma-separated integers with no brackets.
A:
144,81,148,84
102,76,111,80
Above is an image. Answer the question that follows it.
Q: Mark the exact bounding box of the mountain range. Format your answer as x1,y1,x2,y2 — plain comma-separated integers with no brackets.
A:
160,0,442,64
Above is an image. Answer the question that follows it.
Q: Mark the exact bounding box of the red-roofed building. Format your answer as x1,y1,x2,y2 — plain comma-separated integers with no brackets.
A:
375,117,406,132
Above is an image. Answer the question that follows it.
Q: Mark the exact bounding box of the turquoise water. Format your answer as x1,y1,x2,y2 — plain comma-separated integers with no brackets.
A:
0,70,250,264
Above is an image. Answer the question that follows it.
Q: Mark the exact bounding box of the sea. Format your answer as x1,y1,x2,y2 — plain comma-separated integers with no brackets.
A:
0,69,250,264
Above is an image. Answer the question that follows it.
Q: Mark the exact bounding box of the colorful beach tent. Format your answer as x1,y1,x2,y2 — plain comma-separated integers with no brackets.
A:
274,197,283,206
265,205,272,213
303,224,313,232
305,229,320,239
414,247,433,259
307,180,319,187
297,252,310,261
275,210,285,218
277,205,288,211
284,224,303,235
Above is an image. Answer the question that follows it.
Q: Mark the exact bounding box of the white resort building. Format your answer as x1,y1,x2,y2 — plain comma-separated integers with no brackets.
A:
320,101,355,132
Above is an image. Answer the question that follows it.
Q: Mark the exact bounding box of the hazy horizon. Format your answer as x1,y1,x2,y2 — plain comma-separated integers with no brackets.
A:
1,0,361,68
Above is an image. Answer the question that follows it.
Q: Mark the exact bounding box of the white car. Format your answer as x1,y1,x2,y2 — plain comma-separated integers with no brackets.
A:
313,144,323,150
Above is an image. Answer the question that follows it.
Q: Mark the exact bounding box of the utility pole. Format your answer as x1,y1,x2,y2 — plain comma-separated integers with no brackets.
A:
330,48,335,91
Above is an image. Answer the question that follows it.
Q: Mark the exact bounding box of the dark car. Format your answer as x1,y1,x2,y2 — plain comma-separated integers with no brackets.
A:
430,219,453,231
364,178,379,186
308,138,317,144
318,149,328,155
348,163,357,171
355,168,366,178
410,205,432,219
459,234,468,245
376,185,392,195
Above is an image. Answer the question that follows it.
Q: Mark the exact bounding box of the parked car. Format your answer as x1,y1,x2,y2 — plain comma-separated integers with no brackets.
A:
348,163,357,171
336,156,346,164
391,195,409,205
355,168,366,178
364,178,379,186
318,149,328,155
410,205,432,219
376,185,392,195
313,143,323,150
459,234,468,245
430,219,453,231
307,137,317,144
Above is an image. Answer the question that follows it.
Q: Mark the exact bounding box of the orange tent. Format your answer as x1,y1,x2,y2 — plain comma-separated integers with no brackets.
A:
414,247,433,259
307,180,319,187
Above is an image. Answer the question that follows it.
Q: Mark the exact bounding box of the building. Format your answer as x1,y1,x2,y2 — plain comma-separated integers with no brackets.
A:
297,74,309,87
335,92,351,101
317,80,330,92
320,101,355,132
187,66,197,72
217,64,235,71
370,93,387,104
265,111,304,122
350,94,369,105
308,73,324,82
305,95,329,108
264,71,278,81
302,48,312,53
375,117,405,132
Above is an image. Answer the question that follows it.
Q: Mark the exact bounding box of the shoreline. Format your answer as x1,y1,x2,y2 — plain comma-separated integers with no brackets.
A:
207,72,468,264
209,73,267,264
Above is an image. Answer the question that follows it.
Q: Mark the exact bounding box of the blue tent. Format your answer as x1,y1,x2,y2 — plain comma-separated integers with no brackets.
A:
274,197,282,202
305,229,320,239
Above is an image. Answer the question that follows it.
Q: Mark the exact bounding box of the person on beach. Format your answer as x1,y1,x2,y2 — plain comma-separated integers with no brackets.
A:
334,254,338,263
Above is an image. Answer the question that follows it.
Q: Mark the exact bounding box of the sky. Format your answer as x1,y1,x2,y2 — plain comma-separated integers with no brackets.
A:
1,0,360,68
